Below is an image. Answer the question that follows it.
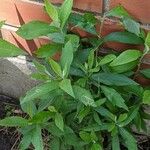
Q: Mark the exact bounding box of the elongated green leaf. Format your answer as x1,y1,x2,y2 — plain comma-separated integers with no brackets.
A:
110,60,138,73
91,73,138,86
20,134,32,150
106,5,130,18
55,113,64,131
48,32,65,44
31,125,44,150
99,54,116,66
0,117,28,127
44,0,59,22
117,113,127,123
104,32,144,44
30,111,52,124
17,21,57,39
59,79,75,98
79,131,91,142
112,134,120,150
51,137,60,150
33,60,48,73
35,43,61,58
59,0,73,28
78,106,90,123
0,20,5,28
0,39,25,57
145,32,150,47
31,73,50,81
140,69,150,79
21,81,58,104
101,86,128,110
21,101,37,118
65,34,79,51
73,85,96,107
143,90,150,104
83,123,114,132
49,59,62,77
119,128,137,150
60,41,74,77
110,50,141,67
91,143,102,150
123,18,140,36
95,106,116,121
88,50,94,69
119,105,139,126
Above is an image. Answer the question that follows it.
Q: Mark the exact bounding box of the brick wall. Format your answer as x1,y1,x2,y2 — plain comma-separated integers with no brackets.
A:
0,0,149,52
0,0,150,85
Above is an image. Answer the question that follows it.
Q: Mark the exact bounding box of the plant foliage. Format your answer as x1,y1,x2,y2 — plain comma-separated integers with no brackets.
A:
0,1,150,150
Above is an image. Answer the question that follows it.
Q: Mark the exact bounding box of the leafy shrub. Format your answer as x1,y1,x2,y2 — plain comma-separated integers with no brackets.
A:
0,1,150,150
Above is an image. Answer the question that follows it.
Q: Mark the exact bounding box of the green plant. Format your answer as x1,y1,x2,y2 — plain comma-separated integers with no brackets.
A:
0,1,150,150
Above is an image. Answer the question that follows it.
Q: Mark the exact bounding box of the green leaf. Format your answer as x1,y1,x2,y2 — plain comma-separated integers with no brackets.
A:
35,43,61,58
48,32,65,44
78,106,90,123
31,73,50,81
112,134,120,150
101,86,128,110
117,113,127,123
123,18,140,36
65,34,79,51
143,90,150,104
20,134,32,150
110,60,138,73
33,60,47,73
0,117,28,127
109,50,141,73
49,59,62,77
16,21,56,39
31,125,44,150
79,131,91,142
55,113,64,131
95,106,116,121
140,69,150,79
106,5,130,18
91,143,102,150
59,79,75,98
104,32,144,45
73,85,97,107
60,41,74,77
50,137,60,150
21,101,37,118
59,0,73,28
83,123,114,132
0,20,5,28
119,105,139,126
0,39,25,57
21,81,58,104
92,72,138,86
99,54,116,66
119,128,137,150
44,0,59,22
110,50,141,67
145,32,150,47
88,50,95,69
30,111,52,124
93,112,102,125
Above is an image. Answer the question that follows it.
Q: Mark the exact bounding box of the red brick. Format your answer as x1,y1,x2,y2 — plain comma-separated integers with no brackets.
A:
51,0,103,13
0,0,51,27
0,0,102,27
110,0,150,24
0,27,49,54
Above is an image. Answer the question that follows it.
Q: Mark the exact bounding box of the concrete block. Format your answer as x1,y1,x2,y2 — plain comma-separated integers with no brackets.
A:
0,56,38,99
